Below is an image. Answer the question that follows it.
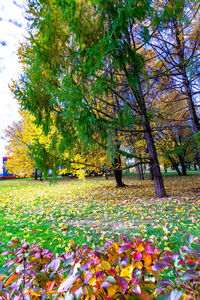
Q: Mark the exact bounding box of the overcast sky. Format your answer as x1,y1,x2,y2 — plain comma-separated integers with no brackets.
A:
0,0,27,171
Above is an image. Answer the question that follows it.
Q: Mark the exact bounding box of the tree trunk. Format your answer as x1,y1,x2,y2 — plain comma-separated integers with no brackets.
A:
181,69,200,167
149,164,154,180
178,155,187,176
112,128,125,187
133,70,167,196
124,52,166,196
40,172,43,181
34,169,38,180
105,171,108,180
181,164,187,176
113,168,125,187
140,163,144,180
182,69,200,133
136,165,142,180
173,163,183,176
113,157,125,187
144,126,167,197
164,152,182,176
194,163,197,171
174,20,200,132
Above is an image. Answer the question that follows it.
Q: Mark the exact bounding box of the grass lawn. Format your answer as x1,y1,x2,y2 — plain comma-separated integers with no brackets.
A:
0,173,200,267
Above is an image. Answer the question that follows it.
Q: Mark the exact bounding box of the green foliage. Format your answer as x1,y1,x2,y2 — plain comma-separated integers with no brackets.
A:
14,0,156,167
28,140,59,178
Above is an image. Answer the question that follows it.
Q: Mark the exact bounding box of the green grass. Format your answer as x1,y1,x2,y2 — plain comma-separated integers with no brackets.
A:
0,174,200,267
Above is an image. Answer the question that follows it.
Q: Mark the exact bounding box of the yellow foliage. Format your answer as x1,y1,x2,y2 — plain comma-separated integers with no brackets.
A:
5,110,57,177
120,264,134,279
100,261,111,271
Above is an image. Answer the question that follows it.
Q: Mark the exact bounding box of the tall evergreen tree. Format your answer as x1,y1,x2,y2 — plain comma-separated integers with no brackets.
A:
15,0,168,196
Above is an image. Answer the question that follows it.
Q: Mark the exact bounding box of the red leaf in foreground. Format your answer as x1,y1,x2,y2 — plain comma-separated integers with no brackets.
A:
134,252,142,261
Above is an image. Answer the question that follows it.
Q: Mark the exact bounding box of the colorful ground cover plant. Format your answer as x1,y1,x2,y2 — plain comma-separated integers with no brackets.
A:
0,174,200,266
0,235,199,299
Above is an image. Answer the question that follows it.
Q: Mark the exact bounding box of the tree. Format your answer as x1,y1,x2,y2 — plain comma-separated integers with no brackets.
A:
151,87,194,176
5,120,35,178
151,0,200,162
5,108,115,180
156,127,195,176
4,110,56,178
14,1,127,186
15,0,168,196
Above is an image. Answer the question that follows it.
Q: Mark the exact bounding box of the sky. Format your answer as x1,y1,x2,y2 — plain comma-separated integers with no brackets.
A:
0,0,27,172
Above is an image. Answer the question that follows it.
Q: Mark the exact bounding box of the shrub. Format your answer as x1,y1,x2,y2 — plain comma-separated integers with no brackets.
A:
0,236,199,299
